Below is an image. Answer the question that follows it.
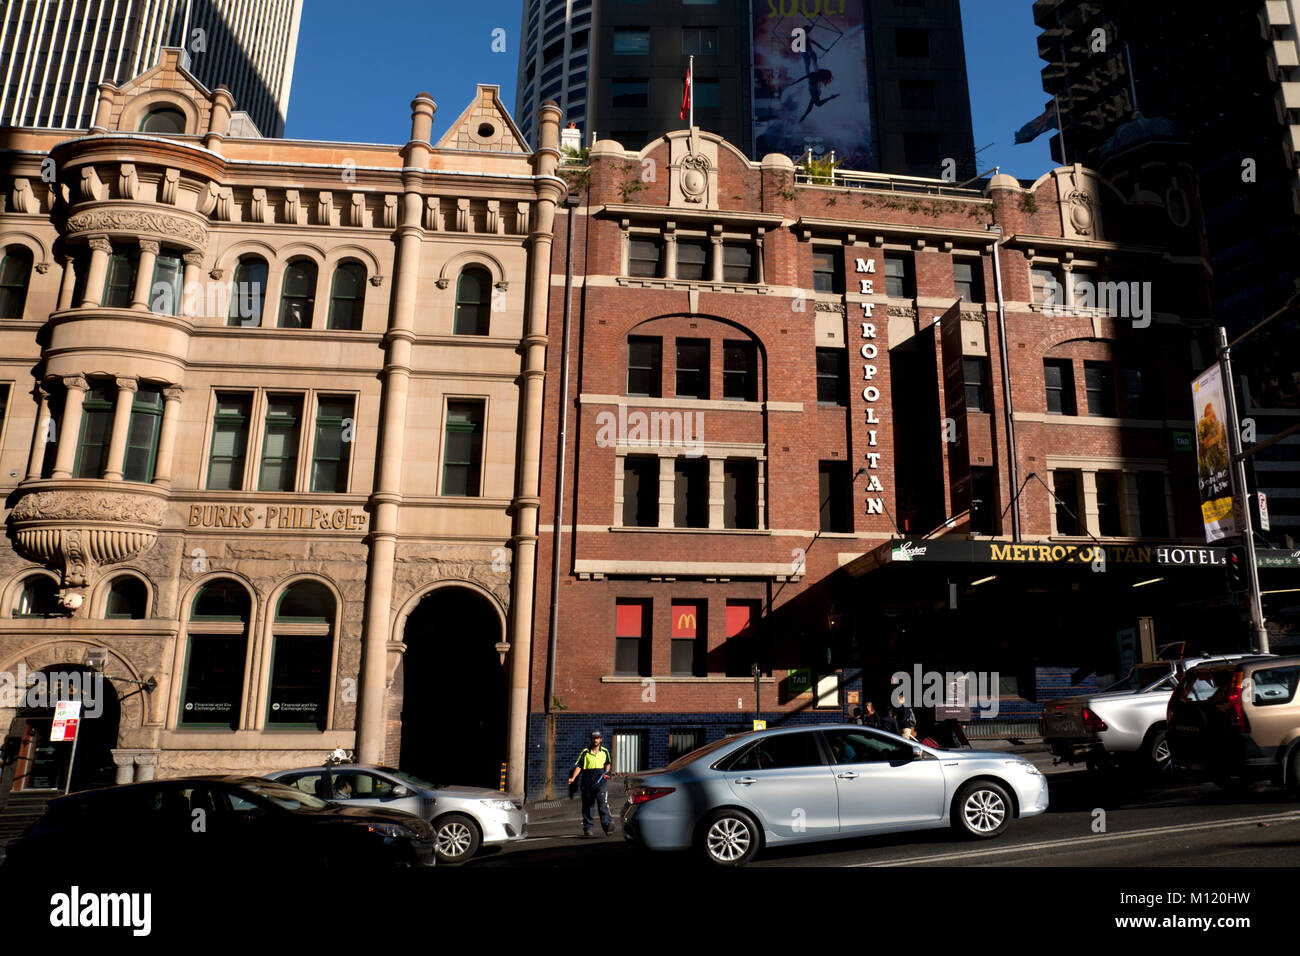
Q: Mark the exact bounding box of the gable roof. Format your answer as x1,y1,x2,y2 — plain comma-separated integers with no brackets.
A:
435,85,530,154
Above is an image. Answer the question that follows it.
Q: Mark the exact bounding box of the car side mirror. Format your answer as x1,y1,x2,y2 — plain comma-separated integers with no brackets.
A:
391,785,411,798
911,747,924,760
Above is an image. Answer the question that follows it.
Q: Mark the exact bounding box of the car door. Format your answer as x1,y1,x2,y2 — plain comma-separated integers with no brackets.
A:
821,728,946,834
722,731,838,844
330,769,423,817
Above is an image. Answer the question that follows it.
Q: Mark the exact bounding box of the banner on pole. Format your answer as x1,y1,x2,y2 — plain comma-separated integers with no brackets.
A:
51,699,82,742
1191,366,1236,542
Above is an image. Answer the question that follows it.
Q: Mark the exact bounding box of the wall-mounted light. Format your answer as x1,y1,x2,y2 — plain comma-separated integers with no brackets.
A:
1132,577,1163,588
970,575,997,586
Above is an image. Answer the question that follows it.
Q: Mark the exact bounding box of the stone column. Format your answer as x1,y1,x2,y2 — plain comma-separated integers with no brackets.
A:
204,86,234,153
657,455,674,527
111,750,135,785
56,254,78,310
708,457,724,529
90,83,116,133
131,239,159,310
710,229,724,283
504,101,563,798
103,377,138,480
25,387,53,480
80,237,112,307
1081,470,1100,538
181,252,204,317
663,225,677,280
133,751,159,782
51,376,89,479
357,93,436,767
152,387,185,486
754,229,766,285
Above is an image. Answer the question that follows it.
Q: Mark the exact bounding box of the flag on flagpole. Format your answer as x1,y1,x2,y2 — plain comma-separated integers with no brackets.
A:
680,56,693,124
1014,99,1059,144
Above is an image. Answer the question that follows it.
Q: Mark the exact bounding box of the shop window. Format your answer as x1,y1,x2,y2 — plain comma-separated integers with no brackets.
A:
268,582,334,730
724,600,761,677
180,580,251,729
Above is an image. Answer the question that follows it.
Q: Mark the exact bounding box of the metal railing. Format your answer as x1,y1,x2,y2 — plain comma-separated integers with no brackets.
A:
792,150,988,197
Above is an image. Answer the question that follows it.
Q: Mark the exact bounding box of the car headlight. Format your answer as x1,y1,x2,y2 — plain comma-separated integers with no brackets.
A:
365,822,416,840
480,799,518,811
1007,760,1042,776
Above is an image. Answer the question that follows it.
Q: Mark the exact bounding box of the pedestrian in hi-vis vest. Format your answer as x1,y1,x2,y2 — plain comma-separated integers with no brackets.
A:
568,731,613,837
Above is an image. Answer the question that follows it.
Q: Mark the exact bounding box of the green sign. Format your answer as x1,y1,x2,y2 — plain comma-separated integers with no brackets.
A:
1173,430,1193,452
787,669,812,694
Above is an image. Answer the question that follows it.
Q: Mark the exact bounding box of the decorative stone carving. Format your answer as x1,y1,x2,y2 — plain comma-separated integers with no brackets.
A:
369,275,385,287
435,277,450,289
87,236,112,254
79,166,104,202
35,261,51,274
317,191,334,225
814,301,844,313
456,198,471,233
196,181,219,216
349,193,365,228
137,239,160,255
160,168,180,206
10,178,34,213
10,490,168,525
118,164,139,200
1053,166,1104,242
250,188,269,224
495,280,508,292
960,310,986,324
285,189,304,225
383,195,398,229
214,187,234,222
425,196,441,231
515,201,530,234
209,268,224,280
65,209,208,246
182,252,203,268
680,152,710,204
486,199,501,234
887,305,917,318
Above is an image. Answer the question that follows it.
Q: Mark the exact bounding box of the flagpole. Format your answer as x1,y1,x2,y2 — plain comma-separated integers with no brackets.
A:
1052,94,1067,166
688,55,694,130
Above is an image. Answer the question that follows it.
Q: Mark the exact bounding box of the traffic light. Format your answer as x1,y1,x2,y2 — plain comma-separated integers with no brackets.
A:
1224,545,1248,593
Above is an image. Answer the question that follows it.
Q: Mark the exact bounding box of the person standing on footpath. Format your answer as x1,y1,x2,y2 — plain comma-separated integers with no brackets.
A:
567,731,613,837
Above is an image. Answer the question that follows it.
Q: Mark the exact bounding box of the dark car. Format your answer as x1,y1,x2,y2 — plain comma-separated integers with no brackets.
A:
1,776,436,875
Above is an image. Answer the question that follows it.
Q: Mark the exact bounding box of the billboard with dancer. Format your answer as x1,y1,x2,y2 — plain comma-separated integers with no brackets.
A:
751,1,875,169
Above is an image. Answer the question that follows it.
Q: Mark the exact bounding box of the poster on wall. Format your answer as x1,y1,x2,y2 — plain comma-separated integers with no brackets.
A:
1191,365,1236,542
751,0,875,169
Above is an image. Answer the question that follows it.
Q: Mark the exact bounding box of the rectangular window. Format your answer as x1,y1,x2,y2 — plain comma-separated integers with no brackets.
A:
884,254,914,298
723,458,758,529
442,400,485,496
668,728,706,761
628,236,662,278
1070,269,1098,311
1123,367,1157,418
613,28,649,55
1053,470,1083,536
627,336,662,397
816,348,848,405
953,259,983,303
1096,470,1123,537
693,79,719,108
819,461,852,533
1044,359,1076,415
179,633,247,729
266,633,331,730
612,79,648,108
1084,361,1115,416
722,340,757,401
682,27,718,54
622,456,659,527
671,601,705,676
676,239,709,281
311,396,355,493
724,600,761,678
258,394,303,491
614,599,651,677
207,392,252,491
1137,471,1169,538
899,79,935,109
812,248,843,293
73,382,115,478
122,386,164,482
970,466,997,535
1032,267,1060,306
895,27,930,57
103,250,138,308
722,243,754,283
611,730,648,773
675,338,709,399
149,249,183,315
963,357,990,412
673,457,709,528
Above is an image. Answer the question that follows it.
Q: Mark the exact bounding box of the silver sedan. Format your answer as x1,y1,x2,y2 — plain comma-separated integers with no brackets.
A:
622,724,1048,865
266,764,527,864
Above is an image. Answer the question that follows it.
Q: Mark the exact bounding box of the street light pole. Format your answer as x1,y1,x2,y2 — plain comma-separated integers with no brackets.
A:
1217,326,1269,654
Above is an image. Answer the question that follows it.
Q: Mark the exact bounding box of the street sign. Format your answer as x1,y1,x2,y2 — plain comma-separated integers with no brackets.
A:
50,700,81,742
1258,492,1271,532
752,720,767,731
1172,430,1193,452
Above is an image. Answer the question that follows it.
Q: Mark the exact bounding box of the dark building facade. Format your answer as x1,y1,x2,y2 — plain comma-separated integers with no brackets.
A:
1032,0,1300,544
519,123,1294,798
516,0,976,179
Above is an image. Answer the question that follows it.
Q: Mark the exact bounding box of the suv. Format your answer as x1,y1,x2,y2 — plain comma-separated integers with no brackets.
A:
1043,655,1256,773
1166,655,1300,791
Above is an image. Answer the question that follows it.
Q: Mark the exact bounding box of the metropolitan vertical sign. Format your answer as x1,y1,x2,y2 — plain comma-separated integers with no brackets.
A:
1191,366,1236,542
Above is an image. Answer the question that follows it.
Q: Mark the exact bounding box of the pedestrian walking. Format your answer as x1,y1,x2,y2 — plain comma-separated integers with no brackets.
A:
862,700,900,736
567,731,613,837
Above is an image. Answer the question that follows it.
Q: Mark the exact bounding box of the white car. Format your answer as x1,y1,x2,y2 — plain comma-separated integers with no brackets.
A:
266,764,526,864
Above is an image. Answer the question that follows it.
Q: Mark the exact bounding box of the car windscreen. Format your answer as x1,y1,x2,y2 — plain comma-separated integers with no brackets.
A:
665,735,744,771
236,781,331,811
1175,667,1237,703
1101,663,1171,694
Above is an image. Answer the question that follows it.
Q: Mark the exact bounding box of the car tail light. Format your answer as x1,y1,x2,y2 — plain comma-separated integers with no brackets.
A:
1226,671,1248,732
628,786,676,805
1082,707,1108,733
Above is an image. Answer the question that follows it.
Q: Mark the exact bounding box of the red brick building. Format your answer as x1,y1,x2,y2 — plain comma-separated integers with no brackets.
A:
523,124,1253,797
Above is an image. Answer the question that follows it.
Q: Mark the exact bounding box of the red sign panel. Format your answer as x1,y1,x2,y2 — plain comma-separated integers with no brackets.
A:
726,602,756,638
671,604,698,638
615,601,643,638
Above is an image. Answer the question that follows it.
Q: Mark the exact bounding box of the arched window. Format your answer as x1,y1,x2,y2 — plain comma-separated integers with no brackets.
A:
227,256,268,326
278,259,317,328
327,261,366,330
179,580,251,729
453,267,492,335
139,106,186,134
105,576,147,619
14,576,59,618
0,245,33,318
268,582,335,730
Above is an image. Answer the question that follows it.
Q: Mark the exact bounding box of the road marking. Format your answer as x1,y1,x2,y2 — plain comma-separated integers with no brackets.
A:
852,810,1300,867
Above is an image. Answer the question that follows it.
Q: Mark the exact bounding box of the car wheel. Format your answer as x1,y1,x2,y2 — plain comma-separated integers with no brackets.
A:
698,808,760,866
1287,748,1300,797
1145,729,1174,775
433,814,481,864
953,780,1012,839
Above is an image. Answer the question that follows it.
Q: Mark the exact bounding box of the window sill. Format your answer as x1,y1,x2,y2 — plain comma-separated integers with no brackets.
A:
617,277,770,295
609,526,768,534
602,676,778,684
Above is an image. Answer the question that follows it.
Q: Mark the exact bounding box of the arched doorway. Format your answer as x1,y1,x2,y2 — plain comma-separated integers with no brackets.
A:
399,587,507,790
6,665,121,793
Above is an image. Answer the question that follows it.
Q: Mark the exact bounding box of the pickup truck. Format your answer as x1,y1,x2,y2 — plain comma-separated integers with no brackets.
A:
1042,656,1256,773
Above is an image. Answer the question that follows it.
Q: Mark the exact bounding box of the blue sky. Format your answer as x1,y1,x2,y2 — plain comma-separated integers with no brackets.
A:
285,0,1057,180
